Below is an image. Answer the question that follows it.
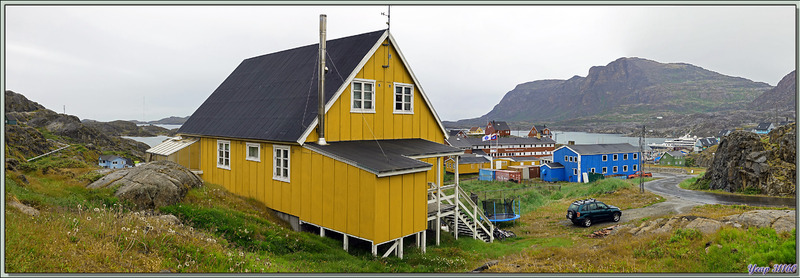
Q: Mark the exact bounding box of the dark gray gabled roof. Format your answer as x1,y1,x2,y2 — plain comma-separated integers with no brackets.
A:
717,129,733,137
755,122,774,131
178,30,386,142
697,137,718,147
446,136,556,148
563,143,639,155
544,162,564,169
304,139,463,177
665,151,686,158
532,125,547,132
489,121,510,131
99,154,121,161
454,153,490,164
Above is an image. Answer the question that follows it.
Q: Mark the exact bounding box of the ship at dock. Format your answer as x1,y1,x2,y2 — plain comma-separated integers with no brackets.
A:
648,133,697,151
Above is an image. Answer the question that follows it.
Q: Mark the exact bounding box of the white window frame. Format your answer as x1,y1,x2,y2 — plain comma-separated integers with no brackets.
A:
633,164,638,171
573,168,578,175
602,155,608,161
564,155,568,162
613,154,618,161
394,82,414,114
613,166,618,173
217,140,231,170
602,167,607,174
633,153,638,160
590,168,595,173
623,165,628,172
351,79,376,113
273,145,291,182
623,154,628,160
246,142,261,162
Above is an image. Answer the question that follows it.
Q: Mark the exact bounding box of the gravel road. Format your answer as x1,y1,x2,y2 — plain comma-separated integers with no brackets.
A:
568,173,796,227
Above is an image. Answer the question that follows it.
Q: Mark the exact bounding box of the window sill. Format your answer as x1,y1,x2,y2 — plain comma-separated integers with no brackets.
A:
350,109,376,114
246,157,261,162
217,165,231,170
273,177,290,183
393,111,414,115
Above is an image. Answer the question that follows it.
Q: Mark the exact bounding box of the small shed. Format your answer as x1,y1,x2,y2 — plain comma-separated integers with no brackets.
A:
540,162,565,182
145,137,200,171
495,170,521,183
479,168,497,181
508,165,531,180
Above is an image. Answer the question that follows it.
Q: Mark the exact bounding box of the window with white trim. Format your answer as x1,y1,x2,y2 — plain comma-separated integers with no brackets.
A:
602,155,608,161
351,79,375,113
613,154,618,161
590,168,595,173
623,154,628,160
573,168,578,175
217,140,231,170
623,165,628,172
633,164,638,171
246,142,261,162
633,153,638,160
273,145,290,182
564,155,568,162
602,167,607,174
394,83,414,113
613,166,618,173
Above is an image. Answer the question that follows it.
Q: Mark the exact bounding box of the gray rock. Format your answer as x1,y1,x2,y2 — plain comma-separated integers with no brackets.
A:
87,161,202,209
156,214,181,226
8,199,39,216
685,218,722,234
724,210,796,233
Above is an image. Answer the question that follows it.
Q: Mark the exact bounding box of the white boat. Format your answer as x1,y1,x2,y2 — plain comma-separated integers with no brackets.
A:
648,133,697,151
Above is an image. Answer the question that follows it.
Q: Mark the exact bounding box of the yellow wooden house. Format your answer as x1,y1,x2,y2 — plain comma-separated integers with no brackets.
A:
165,25,494,258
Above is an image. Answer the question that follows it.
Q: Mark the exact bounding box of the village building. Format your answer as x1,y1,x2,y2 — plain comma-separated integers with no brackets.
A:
485,120,511,137
98,154,133,169
445,136,556,159
447,129,467,139
527,124,553,139
659,151,686,166
542,143,640,183
716,129,733,141
753,122,775,134
467,126,484,136
151,26,495,258
445,153,491,174
693,137,718,152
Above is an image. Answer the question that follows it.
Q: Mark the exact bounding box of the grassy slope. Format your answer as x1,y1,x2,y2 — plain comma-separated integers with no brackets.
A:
5,157,795,273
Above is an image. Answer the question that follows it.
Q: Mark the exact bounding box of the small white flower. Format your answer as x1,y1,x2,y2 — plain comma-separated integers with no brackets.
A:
86,216,91,221
94,208,100,212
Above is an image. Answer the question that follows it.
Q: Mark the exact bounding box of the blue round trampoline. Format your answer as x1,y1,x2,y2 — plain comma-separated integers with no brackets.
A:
481,198,521,223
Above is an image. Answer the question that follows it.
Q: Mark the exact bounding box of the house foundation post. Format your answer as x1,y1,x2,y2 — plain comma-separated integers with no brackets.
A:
454,155,459,240
343,235,349,252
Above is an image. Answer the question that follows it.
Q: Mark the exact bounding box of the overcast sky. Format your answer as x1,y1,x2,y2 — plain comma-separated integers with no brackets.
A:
4,4,796,122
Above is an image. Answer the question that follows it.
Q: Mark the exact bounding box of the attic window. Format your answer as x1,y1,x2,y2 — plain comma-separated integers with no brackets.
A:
351,79,375,113
394,83,414,114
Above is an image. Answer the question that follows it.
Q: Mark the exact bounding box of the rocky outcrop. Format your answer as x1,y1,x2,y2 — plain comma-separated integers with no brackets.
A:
697,124,795,196
4,90,150,161
7,198,40,217
87,161,202,209
627,210,795,236
5,90,46,112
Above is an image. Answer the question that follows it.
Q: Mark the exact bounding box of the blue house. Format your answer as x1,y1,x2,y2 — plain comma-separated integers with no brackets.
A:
99,155,134,169
543,143,640,183
540,162,565,182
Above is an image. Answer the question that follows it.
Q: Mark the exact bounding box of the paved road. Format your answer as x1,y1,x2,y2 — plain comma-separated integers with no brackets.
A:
572,173,795,227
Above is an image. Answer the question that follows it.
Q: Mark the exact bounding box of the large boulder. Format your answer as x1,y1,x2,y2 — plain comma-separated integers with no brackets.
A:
698,124,796,196
87,161,202,209
723,210,796,233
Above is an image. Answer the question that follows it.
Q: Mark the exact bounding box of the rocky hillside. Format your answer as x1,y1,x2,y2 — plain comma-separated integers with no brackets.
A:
697,123,795,196
4,90,150,162
461,57,771,123
750,70,796,112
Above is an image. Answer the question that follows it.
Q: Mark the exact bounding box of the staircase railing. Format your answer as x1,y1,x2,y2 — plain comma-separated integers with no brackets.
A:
440,184,494,242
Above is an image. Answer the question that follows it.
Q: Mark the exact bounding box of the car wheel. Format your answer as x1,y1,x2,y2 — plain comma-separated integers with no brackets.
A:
613,212,621,222
583,218,592,227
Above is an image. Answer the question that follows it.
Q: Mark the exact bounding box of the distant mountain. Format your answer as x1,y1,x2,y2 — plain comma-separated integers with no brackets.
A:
150,116,188,125
451,57,773,127
750,70,796,112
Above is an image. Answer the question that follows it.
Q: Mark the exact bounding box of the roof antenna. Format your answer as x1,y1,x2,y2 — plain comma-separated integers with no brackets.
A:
381,6,391,69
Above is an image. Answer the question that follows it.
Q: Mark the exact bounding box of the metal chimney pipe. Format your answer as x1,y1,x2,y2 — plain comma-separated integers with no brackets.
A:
317,14,328,145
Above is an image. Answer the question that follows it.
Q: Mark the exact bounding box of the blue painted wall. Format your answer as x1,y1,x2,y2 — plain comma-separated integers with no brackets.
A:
549,146,641,182
540,164,564,182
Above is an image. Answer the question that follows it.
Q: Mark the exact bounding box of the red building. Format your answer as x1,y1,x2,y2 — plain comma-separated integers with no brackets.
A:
486,120,511,137
527,124,553,139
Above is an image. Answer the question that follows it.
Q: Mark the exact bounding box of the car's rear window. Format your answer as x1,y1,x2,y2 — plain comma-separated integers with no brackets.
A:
568,204,579,211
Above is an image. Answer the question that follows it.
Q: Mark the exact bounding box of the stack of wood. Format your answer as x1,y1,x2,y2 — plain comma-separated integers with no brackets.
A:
587,225,619,238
